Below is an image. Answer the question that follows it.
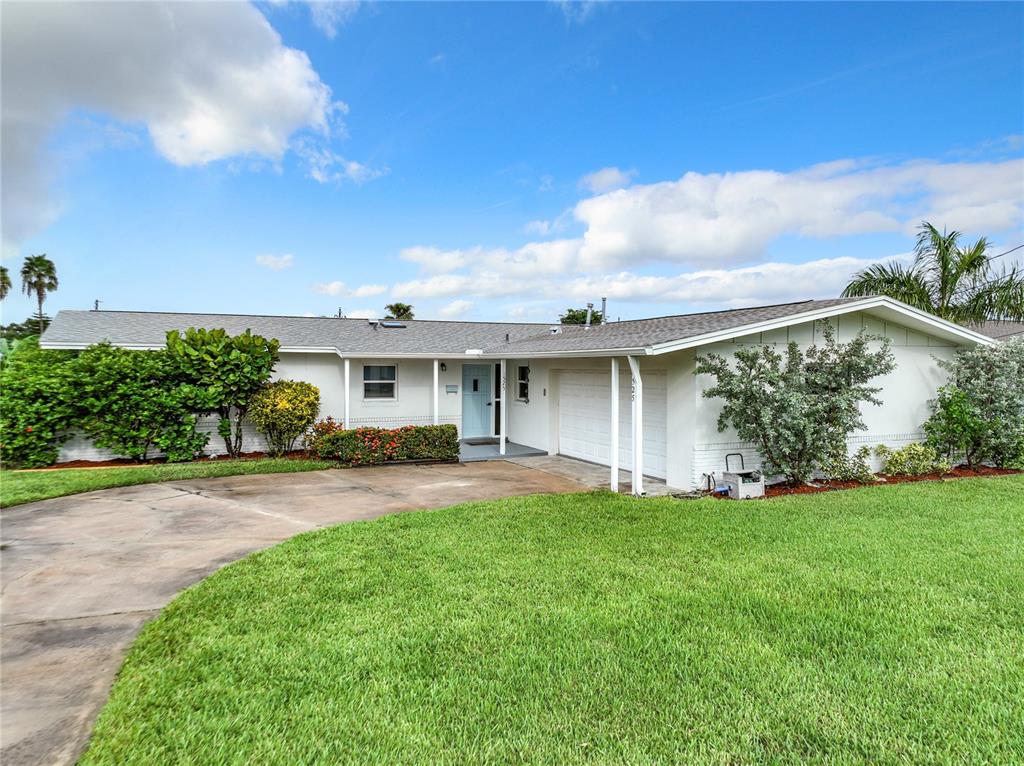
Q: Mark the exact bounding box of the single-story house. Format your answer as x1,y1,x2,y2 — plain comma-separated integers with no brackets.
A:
41,296,993,493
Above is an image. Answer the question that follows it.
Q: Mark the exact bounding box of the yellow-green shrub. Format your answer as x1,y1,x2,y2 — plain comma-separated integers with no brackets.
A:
249,380,320,456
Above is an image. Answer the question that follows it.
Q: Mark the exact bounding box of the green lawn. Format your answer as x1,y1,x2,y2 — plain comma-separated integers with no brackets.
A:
0,458,333,508
83,477,1023,765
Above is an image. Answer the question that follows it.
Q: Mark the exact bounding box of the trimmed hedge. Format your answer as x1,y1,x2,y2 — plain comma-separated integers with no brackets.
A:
312,424,459,465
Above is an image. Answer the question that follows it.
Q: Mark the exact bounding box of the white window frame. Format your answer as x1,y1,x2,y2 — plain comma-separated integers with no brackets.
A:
516,364,530,402
362,364,398,401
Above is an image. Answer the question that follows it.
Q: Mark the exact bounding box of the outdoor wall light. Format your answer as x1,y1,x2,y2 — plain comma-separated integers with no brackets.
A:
439,362,447,372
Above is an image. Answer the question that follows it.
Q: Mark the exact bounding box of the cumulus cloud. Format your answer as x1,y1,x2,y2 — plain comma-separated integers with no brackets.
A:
573,157,1023,270
307,1,362,38
437,299,474,319
578,166,637,194
1,1,345,254
313,281,387,297
256,253,295,270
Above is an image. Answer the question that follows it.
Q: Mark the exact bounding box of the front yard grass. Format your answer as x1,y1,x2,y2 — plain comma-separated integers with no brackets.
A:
0,458,333,508
82,476,1023,764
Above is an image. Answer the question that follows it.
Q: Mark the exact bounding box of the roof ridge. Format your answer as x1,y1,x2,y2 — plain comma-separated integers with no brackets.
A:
57,309,550,326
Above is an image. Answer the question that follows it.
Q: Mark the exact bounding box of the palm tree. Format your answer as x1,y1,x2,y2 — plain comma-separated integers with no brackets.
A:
20,254,59,333
0,265,10,300
842,222,1024,323
384,302,414,320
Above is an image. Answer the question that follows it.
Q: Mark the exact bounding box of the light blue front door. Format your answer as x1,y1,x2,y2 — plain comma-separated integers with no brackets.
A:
461,364,492,438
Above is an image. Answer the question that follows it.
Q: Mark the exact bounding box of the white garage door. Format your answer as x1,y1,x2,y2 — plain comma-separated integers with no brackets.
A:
558,369,667,479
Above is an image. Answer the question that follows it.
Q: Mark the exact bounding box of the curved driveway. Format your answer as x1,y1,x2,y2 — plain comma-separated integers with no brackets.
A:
1,460,587,766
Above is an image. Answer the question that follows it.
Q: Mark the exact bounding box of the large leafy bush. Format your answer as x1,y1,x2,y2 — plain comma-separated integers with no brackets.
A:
0,338,78,467
312,424,459,465
923,338,1024,468
74,344,208,462
165,328,279,458
875,443,950,476
695,322,895,485
249,380,320,456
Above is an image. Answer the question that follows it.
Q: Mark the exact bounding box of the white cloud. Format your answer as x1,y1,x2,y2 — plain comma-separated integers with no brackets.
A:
313,281,387,297
437,299,473,319
345,308,378,319
578,166,637,194
573,157,1024,270
307,1,362,38
553,0,604,24
1,1,346,254
400,245,475,274
298,143,388,184
256,253,295,270
428,52,447,67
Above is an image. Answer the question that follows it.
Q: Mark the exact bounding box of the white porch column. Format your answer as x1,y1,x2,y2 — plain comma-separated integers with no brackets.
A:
432,359,440,426
499,358,507,455
627,355,644,496
610,357,619,492
343,358,351,427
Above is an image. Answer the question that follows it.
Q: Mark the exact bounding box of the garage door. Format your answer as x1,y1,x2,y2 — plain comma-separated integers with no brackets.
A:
557,369,667,479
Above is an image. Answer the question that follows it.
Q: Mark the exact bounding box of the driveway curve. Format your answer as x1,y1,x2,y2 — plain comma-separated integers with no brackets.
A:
1,461,586,766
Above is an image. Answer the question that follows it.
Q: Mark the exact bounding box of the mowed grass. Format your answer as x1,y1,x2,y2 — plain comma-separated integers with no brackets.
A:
0,458,333,508
82,477,1024,765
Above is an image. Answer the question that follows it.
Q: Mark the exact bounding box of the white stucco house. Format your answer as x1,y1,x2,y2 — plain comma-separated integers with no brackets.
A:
41,296,994,493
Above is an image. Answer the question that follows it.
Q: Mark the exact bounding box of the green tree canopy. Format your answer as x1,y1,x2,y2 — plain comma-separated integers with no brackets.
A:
842,222,1024,323
0,265,11,300
559,307,604,325
384,303,415,320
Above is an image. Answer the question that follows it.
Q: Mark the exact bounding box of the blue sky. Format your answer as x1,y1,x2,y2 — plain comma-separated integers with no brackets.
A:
2,1,1022,323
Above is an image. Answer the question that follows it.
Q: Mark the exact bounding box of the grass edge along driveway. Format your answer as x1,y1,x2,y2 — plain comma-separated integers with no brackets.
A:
82,476,1023,765
0,458,334,508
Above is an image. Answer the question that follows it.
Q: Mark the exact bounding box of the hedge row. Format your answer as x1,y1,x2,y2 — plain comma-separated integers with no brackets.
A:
311,424,459,465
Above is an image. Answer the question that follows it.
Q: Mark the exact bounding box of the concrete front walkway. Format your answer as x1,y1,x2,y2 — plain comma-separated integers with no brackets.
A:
0,461,586,766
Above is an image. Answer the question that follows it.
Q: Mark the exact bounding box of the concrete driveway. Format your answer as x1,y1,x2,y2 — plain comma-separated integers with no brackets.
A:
1,461,586,766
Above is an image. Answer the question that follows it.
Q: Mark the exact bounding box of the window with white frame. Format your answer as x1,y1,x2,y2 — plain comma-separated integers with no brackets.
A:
363,365,397,399
516,365,530,402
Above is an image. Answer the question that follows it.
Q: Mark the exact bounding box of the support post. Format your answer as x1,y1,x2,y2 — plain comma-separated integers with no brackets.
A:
343,358,351,428
433,359,440,426
610,357,619,492
627,355,644,496
499,358,507,455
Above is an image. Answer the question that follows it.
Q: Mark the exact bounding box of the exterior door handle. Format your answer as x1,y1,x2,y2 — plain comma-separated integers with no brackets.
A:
486,402,492,406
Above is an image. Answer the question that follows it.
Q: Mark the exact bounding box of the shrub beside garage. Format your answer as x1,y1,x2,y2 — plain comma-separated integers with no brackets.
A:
310,424,460,465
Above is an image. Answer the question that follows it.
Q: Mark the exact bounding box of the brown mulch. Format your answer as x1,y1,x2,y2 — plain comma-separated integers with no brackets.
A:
762,465,1021,498
37,450,314,471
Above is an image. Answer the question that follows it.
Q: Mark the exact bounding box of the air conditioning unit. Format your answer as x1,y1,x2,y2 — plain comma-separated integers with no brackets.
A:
721,453,765,499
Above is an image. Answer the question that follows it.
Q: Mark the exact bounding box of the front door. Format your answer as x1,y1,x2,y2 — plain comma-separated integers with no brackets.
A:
461,364,492,438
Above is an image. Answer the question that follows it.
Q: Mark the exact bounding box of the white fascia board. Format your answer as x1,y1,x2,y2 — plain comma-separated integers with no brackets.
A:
648,297,994,355
39,341,163,350
476,347,648,359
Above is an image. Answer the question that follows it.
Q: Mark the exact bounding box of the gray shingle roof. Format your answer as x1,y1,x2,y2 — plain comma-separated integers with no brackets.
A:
42,298,866,356
968,320,1024,340
493,298,863,354
41,311,548,355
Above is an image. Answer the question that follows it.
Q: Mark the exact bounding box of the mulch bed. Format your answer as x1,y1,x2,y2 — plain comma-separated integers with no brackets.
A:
763,465,1021,498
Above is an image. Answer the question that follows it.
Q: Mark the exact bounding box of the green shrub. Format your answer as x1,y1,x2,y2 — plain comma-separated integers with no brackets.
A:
165,328,279,458
695,321,895,484
313,424,459,465
875,443,951,476
74,344,208,462
0,338,78,467
821,446,876,483
923,339,1024,468
305,416,346,453
249,380,320,457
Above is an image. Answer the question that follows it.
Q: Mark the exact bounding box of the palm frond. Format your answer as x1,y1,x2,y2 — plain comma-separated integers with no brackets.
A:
842,262,935,313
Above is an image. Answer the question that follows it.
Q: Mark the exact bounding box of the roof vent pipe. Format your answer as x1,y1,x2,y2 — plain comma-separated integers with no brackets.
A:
585,302,593,327
601,297,607,320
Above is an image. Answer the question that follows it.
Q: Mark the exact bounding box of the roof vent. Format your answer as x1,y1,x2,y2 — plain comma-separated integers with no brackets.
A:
379,321,406,329
549,326,562,335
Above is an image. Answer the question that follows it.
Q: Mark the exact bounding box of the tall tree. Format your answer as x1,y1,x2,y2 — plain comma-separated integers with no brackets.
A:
20,254,59,333
0,265,11,300
560,307,604,325
384,302,414,320
842,222,1024,323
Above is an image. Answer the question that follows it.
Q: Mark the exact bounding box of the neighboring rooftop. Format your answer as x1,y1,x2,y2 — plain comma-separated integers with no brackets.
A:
969,320,1024,341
